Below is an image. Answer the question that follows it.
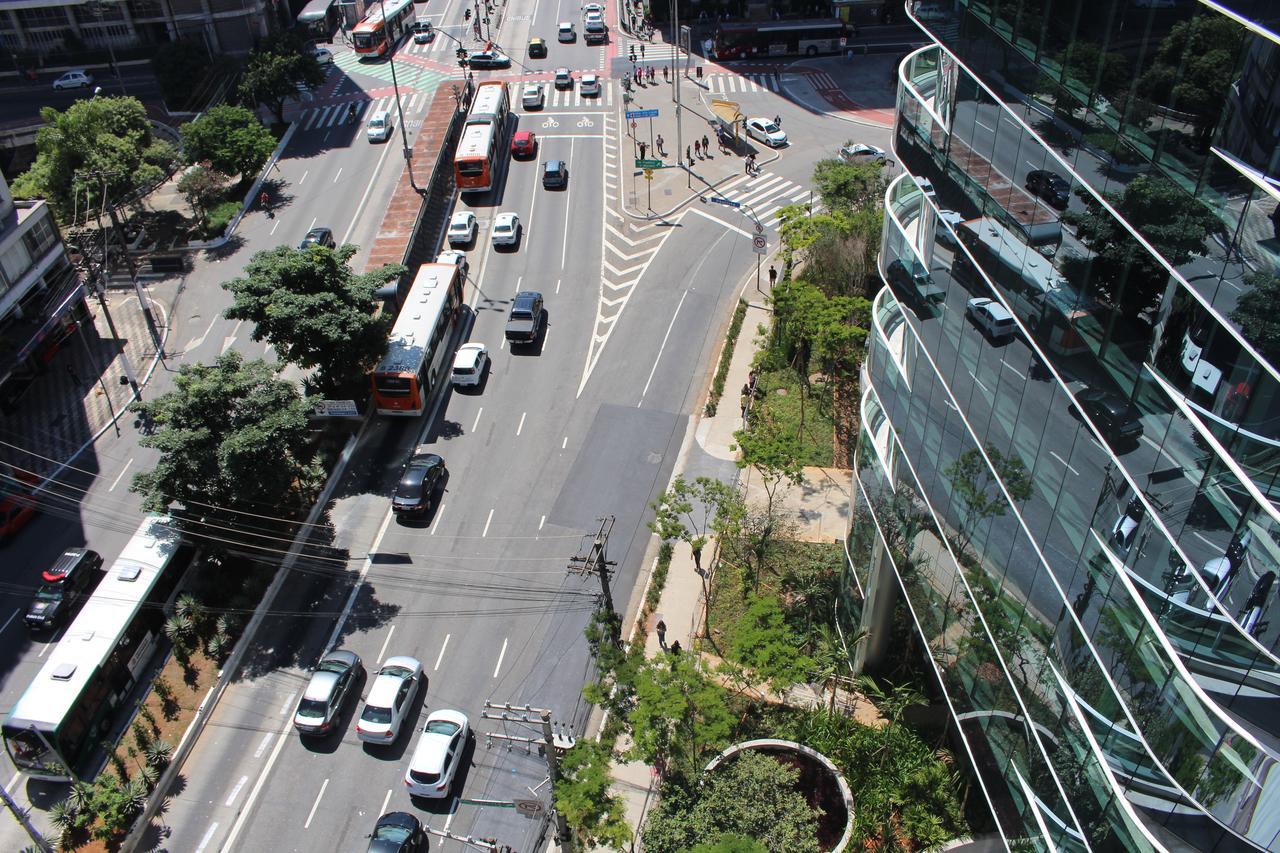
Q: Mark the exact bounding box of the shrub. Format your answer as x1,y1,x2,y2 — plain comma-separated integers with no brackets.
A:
145,739,174,770
705,300,749,416
203,200,242,238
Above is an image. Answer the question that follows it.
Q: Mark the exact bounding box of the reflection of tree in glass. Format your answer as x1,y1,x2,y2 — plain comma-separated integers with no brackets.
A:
1230,272,1280,366
942,444,1033,557
1137,15,1245,152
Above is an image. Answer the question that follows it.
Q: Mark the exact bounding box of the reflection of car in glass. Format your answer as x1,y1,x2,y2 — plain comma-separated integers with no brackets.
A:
511,130,537,158
935,209,963,246
294,649,362,736
309,47,334,64
1070,389,1143,443
965,297,1016,339
404,709,470,797
887,257,944,304
53,70,93,90
1026,169,1070,208
745,117,787,147
365,812,426,853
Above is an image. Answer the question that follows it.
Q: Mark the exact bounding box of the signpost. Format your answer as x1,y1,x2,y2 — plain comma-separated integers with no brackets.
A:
636,158,663,168
625,108,659,119
708,196,741,208
752,234,768,255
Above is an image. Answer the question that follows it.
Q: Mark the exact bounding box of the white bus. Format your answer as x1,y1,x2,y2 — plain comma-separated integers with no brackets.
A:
371,263,465,415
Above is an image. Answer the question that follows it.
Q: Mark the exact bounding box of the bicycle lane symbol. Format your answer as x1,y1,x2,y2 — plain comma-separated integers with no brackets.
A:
577,117,593,128
542,117,560,128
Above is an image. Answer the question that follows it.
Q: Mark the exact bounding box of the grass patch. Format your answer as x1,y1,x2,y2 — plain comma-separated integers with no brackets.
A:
751,367,835,467
199,199,241,239
705,299,748,416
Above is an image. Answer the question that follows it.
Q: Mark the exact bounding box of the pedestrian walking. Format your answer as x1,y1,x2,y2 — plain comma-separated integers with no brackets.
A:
702,133,709,153
640,44,646,59
768,265,777,287
629,46,635,62
773,113,782,127
656,619,667,649
744,155,752,175
670,640,682,656
663,65,669,81
740,391,750,419
639,141,647,159
686,144,692,163
656,134,665,155
694,139,701,158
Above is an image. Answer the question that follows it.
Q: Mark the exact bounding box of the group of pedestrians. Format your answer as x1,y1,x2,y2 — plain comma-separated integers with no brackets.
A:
686,132,714,163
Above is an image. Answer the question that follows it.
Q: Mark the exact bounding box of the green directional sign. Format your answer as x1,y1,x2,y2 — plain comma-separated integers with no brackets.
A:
635,158,664,168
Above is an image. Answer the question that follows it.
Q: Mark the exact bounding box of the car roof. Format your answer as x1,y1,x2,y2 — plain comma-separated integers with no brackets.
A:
545,159,564,169
980,300,1014,320
450,211,473,222
454,345,484,367
320,648,359,669
515,290,541,302
514,130,533,139
303,669,341,702
367,663,415,705
496,212,517,223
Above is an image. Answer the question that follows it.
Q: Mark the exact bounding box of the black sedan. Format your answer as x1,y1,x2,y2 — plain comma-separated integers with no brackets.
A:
392,452,446,516
366,812,426,852
466,50,511,68
299,227,335,250
1025,169,1070,208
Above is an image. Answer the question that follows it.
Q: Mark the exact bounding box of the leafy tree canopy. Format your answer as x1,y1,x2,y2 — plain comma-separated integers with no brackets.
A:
238,31,326,124
131,352,319,522
1139,15,1243,147
771,278,869,376
222,245,403,394
811,158,886,212
726,593,813,689
12,96,177,219
554,740,631,849
176,165,232,222
1230,272,1280,366
942,443,1033,553
641,750,821,853
684,835,767,853
649,475,745,553
181,105,276,177
626,654,733,774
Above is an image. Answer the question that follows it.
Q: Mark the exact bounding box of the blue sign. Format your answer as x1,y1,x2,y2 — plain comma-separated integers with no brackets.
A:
626,109,659,119
708,196,741,208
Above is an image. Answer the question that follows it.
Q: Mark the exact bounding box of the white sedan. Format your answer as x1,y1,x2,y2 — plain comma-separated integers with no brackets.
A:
404,709,471,798
492,212,521,247
580,73,601,96
447,211,477,245
308,46,333,64
355,656,423,744
745,117,787,147
451,343,489,387
52,70,93,90
840,142,887,163
521,83,544,110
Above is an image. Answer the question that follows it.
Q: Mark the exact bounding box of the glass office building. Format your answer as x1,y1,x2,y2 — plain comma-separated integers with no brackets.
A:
846,1,1280,850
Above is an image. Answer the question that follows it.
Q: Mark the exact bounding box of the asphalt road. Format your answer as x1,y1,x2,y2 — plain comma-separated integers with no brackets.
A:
0,67,164,130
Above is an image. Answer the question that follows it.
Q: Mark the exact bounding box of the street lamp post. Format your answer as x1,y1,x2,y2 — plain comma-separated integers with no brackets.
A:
83,1,127,94
378,0,423,195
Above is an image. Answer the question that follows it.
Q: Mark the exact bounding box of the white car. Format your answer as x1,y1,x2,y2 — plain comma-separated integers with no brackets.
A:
491,212,521,247
404,709,470,798
582,2,605,15
554,67,574,90
436,250,469,278
745,117,787,147
522,83,545,110
913,175,937,199
584,10,605,25
309,46,333,64
558,21,576,42
935,209,963,246
580,73,601,96
840,142,888,163
448,211,477,245
355,656,423,744
366,110,393,142
52,70,93,90
451,343,489,387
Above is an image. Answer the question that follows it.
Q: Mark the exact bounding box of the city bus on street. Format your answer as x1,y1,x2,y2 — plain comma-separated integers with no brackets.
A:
0,461,39,538
372,263,465,416
708,18,849,61
353,0,415,58
2,515,192,781
297,0,341,41
454,121,501,192
466,80,509,128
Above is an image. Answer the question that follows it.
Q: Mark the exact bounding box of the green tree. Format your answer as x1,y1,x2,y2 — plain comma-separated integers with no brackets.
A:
1058,42,1131,106
725,593,813,690
626,654,732,776
151,39,215,110
641,751,821,853
131,352,320,524
650,475,744,572
1230,271,1280,366
733,415,806,587
1062,174,1220,318
685,835,768,853
811,158,886,212
181,105,277,177
1138,15,1244,150
176,165,232,223
942,443,1033,555
238,31,327,124
12,96,178,219
554,740,632,849
771,278,869,378
222,245,404,395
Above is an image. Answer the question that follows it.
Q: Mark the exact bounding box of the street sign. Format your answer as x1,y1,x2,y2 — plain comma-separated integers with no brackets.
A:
636,158,663,167
755,222,764,234
626,108,659,119
630,120,637,131
752,234,768,255
644,169,654,181
708,196,741,207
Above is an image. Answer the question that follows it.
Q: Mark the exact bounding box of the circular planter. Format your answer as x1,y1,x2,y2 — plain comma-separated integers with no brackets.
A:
705,738,854,852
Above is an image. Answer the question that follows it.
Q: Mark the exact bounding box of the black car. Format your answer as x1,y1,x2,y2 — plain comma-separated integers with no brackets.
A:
542,159,568,189
366,811,426,853
392,452,446,516
1071,389,1143,443
528,37,548,58
466,50,511,68
505,291,545,343
1025,169,1070,208
299,227,335,250
25,548,103,631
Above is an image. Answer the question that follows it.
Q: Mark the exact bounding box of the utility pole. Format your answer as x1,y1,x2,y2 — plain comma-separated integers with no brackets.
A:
568,516,618,645
480,701,576,849
68,225,143,407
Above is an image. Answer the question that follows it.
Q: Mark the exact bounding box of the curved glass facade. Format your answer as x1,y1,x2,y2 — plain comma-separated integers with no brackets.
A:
846,3,1280,850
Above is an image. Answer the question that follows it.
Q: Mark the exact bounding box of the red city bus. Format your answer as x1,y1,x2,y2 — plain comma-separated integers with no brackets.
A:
454,121,500,192
372,263,465,416
0,462,39,538
352,0,415,57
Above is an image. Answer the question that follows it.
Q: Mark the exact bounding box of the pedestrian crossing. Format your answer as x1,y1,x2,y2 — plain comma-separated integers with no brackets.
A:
701,73,779,94
519,81,614,109
296,91,435,131
709,172,814,228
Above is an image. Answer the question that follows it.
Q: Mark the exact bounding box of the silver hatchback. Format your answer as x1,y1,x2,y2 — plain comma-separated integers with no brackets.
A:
293,649,363,736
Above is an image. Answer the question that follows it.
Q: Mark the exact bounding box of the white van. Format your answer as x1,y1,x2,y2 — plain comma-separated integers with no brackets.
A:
366,110,392,143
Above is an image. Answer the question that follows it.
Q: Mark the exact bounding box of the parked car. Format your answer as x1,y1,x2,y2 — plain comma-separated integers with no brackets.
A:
24,548,103,632
491,212,521,247
1071,389,1144,443
52,70,93,90
451,343,489,387
522,83,544,110
365,812,426,853
745,117,787,147
511,130,538,158
542,159,568,188
294,649,363,736
404,709,470,798
965,297,1016,339
392,452,446,516
355,656,423,743
366,110,393,143
447,211,477,245
528,36,548,58
412,21,434,43
299,227,336,250
1026,169,1070,208
505,291,545,343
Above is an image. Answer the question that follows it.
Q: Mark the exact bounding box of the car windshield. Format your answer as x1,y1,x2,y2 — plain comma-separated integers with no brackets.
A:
425,720,460,736
371,118,384,127
297,698,328,718
760,122,779,133
376,824,412,843
34,586,62,602
317,658,347,673
409,768,442,784
361,704,392,724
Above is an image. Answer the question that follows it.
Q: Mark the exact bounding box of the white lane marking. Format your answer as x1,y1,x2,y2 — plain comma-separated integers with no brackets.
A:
279,691,297,716
640,288,688,402
493,638,508,677
223,697,309,847
482,508,494,537
434,634,451,671
303,778,330,829
341,124,400,246
967,370,989,394
37,630,64,657
1001,360,1026,381
0,609,19,634
333,167,343,183
183,315,219,351
975,119,994,133
1026,160,1038,170
376,625,396,665
542,325,550,350
472,407,483,432
379,788,393,818
516,412,526,436
431,503,446,535
539,515,545,530
555,277,561,294
195,822,219,852
513,274,523,296
561,137,575,269
253,732,274,758
299,170,309,185
224,775,249,807
562,436,567,449
109,458,134,491
1048,451,1080,476
444,795,460,829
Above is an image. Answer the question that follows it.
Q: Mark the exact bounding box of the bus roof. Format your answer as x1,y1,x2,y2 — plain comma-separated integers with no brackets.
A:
456,122,496,160
375,264,460,375
356,0,412,29
468,82,507,124
716,18,846,33
4,515,181,730
297,0,336,22
960,217,1067,294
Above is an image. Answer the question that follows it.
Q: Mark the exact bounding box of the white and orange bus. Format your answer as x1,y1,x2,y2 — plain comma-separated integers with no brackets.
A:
454,121,500,192
352,0,415,58
466,80,509,127
372,263,465,416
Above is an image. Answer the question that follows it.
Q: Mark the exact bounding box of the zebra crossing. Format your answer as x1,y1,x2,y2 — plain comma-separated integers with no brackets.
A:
708,172,814,228
701,73,779,94
297,91,436,131
519,81,614,110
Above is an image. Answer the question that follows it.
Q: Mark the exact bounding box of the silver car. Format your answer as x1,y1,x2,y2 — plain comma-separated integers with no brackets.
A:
293,649,362,736
356,655,423,744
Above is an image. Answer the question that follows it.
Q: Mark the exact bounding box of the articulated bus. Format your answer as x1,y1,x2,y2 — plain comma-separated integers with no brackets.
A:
709,19,848,60
454,121,500,192
353,0,415,57
467,81,509,127
3,515,191,781
372,263,465,416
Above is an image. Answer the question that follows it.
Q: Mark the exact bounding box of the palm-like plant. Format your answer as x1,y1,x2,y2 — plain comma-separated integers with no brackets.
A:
144,738,174,769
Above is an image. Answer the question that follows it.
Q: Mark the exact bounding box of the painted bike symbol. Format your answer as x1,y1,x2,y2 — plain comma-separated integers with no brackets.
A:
542,117,560,128
577,117,593,128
